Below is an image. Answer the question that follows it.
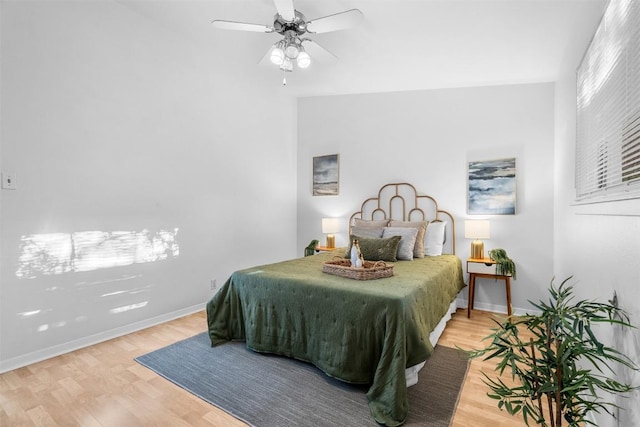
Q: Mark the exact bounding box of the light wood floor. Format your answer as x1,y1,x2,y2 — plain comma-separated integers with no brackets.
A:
1,309,528,426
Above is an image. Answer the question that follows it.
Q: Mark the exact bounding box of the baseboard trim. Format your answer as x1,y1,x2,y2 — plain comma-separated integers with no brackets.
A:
462,298,541,317
0,303,205,374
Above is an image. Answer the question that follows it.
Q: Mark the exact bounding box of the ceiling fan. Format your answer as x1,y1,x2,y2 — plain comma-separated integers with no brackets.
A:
211,0,363,84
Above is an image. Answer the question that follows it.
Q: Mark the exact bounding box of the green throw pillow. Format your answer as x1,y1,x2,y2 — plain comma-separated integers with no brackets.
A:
344,235,401,262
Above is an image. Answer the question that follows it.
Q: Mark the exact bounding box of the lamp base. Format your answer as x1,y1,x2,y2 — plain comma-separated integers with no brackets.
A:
470,240,484,259
326,235,335,249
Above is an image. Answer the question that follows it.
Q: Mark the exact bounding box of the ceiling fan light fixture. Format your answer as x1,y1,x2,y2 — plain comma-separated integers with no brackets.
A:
270,46,285,65
280,57,294,72
297,51,311,68
212,4,364,84
284,42,300,58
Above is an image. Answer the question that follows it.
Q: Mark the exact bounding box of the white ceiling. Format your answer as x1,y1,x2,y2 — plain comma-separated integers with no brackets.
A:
116,0,606,97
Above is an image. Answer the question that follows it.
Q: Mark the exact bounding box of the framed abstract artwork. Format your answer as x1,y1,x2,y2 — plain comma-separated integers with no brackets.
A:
468,158,516,215
313,154,339,196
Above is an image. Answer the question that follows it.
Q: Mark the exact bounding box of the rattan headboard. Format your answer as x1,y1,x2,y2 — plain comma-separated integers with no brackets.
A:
348,182,456,255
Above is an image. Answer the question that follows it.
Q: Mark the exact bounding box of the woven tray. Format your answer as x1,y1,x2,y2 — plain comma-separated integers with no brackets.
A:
322,258,393,280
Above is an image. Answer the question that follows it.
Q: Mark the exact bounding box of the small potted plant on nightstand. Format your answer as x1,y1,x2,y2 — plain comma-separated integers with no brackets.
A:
488,248,516,278
466,277,638,427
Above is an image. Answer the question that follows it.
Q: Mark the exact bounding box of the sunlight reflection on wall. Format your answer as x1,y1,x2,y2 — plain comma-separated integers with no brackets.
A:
16,228,179,279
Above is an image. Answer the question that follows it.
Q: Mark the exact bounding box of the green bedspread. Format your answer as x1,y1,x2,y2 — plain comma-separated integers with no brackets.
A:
206,250,465,426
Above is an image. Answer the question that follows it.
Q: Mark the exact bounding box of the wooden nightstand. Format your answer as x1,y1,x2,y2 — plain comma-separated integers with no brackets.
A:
315,246,335,253
467,258,512,318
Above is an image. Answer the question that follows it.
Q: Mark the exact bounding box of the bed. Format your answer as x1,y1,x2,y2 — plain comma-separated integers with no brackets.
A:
206,183,466,426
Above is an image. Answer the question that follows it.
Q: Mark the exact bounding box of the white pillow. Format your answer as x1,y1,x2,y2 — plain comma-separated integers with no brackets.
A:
425,221,447,256
382,227,419,261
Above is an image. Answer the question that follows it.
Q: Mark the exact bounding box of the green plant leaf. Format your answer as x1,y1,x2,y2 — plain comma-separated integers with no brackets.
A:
464,277,640,427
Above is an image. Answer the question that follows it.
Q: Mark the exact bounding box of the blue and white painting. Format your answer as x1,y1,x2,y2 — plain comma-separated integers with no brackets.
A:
313,154,339,196
468,158,516,215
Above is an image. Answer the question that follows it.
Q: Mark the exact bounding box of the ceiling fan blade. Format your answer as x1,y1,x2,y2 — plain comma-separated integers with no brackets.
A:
306,9,363,34
211,20,273,33
273,0,295,22
303,40,338,64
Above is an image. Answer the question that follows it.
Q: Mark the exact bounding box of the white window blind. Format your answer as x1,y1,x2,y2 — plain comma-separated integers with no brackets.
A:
576,0,640,202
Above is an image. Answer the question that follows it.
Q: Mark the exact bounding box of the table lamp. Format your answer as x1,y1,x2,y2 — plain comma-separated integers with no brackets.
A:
321,218,340,249
464,220,490,259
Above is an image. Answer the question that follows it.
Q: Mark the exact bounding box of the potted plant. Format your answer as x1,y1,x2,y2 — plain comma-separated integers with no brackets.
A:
466,277,638,427
488,248,516,278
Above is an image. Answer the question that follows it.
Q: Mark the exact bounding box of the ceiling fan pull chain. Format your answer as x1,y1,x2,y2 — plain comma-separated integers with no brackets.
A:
282,70,287,86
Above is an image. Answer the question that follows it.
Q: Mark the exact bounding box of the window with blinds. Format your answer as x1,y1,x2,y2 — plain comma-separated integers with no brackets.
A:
576,0,640,202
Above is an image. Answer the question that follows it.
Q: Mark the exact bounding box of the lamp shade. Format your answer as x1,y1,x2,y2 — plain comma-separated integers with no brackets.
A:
322,218,340,234
464,220,491,239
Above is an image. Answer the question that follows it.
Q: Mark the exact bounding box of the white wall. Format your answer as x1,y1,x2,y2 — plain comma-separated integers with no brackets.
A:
550,0,640,422
0,1,297,371
297,83,555,314
554,64,640,427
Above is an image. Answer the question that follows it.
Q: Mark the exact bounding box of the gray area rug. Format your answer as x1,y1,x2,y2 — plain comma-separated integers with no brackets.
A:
135,332,469,427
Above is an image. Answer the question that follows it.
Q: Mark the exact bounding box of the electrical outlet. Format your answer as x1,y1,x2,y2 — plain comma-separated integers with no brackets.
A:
609,290,621,321
1,172,17,190
210,279,217,291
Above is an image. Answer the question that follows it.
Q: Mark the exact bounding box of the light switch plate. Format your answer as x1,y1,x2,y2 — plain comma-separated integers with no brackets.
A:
2,172,17,190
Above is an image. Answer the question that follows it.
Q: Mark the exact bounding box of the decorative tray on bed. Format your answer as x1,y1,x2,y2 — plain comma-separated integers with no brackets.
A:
322,258,394,280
